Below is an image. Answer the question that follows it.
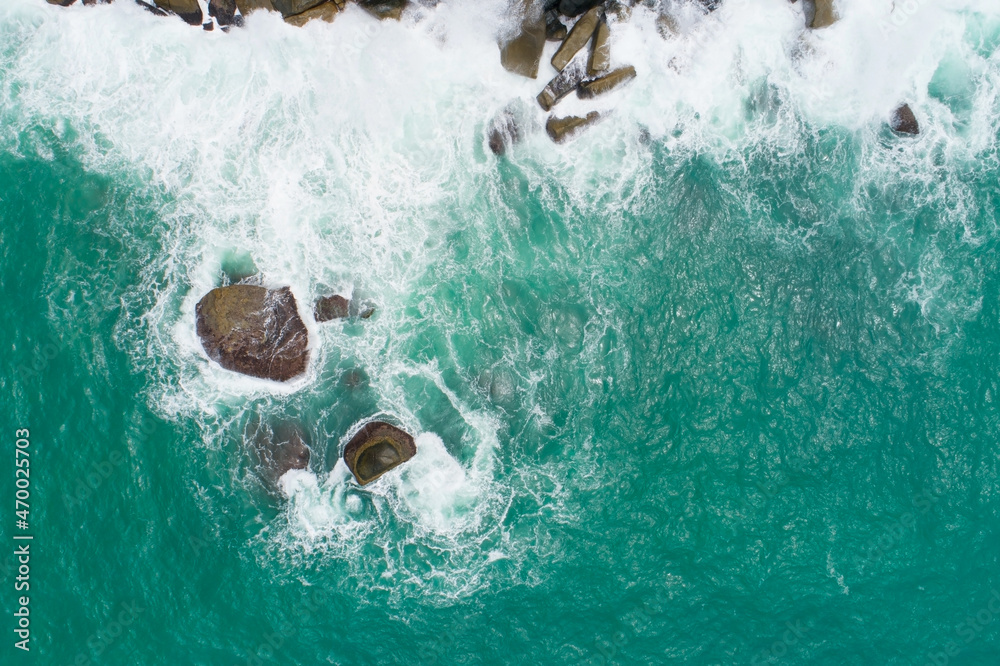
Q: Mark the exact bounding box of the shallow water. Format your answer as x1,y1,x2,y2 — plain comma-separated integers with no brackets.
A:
2,0,1000,663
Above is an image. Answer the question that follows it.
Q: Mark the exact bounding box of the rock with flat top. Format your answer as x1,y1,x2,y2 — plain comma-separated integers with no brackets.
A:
343,422,417,485
811,0,837,28
551,6,601,71
577,65,636,98
546,112,600,143
588,17,610,75
501,1,547,79
235,0,274,15
890,104,919,136
537,59,588,111
196,285,309,382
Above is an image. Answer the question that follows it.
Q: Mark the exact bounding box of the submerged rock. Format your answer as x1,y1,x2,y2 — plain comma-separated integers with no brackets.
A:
153,0,203,24
577,65,636,98
356,0,407,20
546,111,600,143
195,285,309,382
890,104,920,136
810,0,837,29
488,109,522,156
314,294,350,321
537,59,588,112
254,423,312,488
343,422,417,486
588,16,610,76
501,1,547,79
551,5,601,71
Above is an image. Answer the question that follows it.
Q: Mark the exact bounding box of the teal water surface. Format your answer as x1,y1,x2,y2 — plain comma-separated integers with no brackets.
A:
2,1,1000,664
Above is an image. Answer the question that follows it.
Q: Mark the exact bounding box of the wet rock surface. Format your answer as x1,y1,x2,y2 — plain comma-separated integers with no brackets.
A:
488,109,522,155
577,64,636,98
154,0,203,24
343,422,417,485
356,0,407,20
314,294,351,321
810,0,837,29
551,5,601,71
537,59,588,111
891,104,920,136
196,285,309,382
253,423,312,489
284,0,343,25
501,0,547,79
546,111,600,143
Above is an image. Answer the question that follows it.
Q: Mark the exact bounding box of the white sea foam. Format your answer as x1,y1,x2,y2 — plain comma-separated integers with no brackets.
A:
3,0,997,597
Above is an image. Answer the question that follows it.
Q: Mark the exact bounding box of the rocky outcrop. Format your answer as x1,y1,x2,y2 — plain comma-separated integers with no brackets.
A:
551,6,601,71
356,0,407,21
558,0,600,17
546,111,600,143
501,1,547,79
153,0,203,25
891,104,919,136
588,16,610,76
195,285,309,382
577,64,636,98
811,0,837,29
537,59,587,111
343,422,417,485
271,0,325,17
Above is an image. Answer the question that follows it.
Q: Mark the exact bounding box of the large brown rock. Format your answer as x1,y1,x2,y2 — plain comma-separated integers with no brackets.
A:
195,285,309,382
285,0,343,25
154,0,203,24
537,59,588,111
235,0,275,15
500,1,547,79
271,0,325,17
890,104,919,136
811,0,837,29
546,111,600,143
343,422,416,485
588,17,610,76
551,5,601,71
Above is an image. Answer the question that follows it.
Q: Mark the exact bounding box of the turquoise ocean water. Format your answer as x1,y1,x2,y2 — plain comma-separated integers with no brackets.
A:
2,0,1000,663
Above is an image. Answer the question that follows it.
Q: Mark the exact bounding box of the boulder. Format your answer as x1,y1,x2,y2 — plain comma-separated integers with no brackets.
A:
546,111,600,143
154,0,203,24
558,0,599,17
271,0,326,16
46,0,77,6
135,0,170,16
500,1,547,79
588,16,610,76
285,0,343,24
343,422,417,485
235,0,275,15
537,59,588,111
209,0,238,25
811,0,837,29
355,0,407,20
890,104,919,136
577,64,636,98
551,5,601,71
314,294,350,321
195,285,309,382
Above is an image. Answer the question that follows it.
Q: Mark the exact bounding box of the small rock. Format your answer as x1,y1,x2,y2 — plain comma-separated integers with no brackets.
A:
355,0,407,20
588,16,610,76
195,285,309,382
500,1,547,79
546,111,600,143
46,0,77,6
340,368,369,389
577,64,636,98
537,59,588,112
358,304,376,319
314,294,350,321
154,0,203,24
551,5,601,71
811,0,837,29
203,20,214,29
343,422,417,486
890,104,920,136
